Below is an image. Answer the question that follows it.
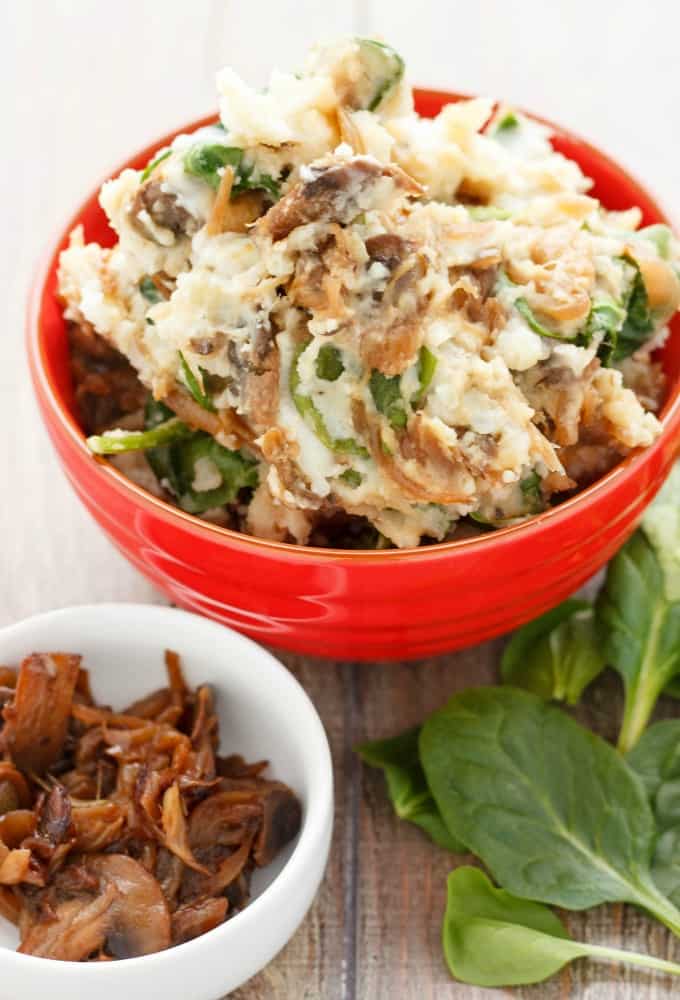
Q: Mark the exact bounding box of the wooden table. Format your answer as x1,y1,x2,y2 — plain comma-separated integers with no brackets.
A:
3,2,680,996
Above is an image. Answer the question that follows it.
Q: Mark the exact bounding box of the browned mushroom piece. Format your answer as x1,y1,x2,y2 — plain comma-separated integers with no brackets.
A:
171,896,229,945
0,763,31,815
71,801,125,852
35,785,73,847
130,181,200,241
0,810,36,848
253,786,303,867
258,156,423,242
20,855,172,960
1,654,80,773
18,885,120,960
365,233,417,271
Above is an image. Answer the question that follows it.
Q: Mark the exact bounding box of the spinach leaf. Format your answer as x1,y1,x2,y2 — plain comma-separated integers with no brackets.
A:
496,111,519,132
519,470,542,512
87,417,192,455
143,398,258,513
291,341,369,457
183,144,243,190
315,345,344,381
597,530,680,752
356,39,405,111
443,866,680,986
413,345,437,404
339,468,362,488
515,298,575,342
501,599,606,704
357,728,464,852
613,255,654,361
420,687,680,933
140,148,171,183
628,721,680,906
231,160,281,200
641,462,680,602
582,298,626,365
139,276,164,304
178,351,215,412
369,370,408,429
183,143,280,199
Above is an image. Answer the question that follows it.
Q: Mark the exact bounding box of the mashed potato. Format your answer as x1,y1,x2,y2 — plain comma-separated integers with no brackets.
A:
59,38,680,548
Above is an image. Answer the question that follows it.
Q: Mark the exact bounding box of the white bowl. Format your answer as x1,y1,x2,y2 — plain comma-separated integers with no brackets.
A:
0,604,333,1000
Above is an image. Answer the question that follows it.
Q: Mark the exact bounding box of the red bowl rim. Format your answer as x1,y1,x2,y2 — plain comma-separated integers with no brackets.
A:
27,89,680,564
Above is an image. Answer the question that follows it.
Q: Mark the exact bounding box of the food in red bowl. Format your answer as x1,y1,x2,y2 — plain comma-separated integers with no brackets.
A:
27,40,680,660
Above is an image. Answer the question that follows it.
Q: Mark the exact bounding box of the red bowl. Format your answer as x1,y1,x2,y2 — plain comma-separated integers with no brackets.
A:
27,89,680,661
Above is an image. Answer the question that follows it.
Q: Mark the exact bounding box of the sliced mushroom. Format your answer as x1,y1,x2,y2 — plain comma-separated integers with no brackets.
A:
0,763,31,815
258,155,422,242
36,785,73,846
171,896,229,946
130,181,199,241
71,801,125,852
84,854,171,959
253,786,302,867
19,884,119,959
1,654,80,773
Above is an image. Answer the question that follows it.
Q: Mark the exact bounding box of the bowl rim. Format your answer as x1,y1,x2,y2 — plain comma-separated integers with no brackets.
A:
26,89,680,564
0,602,334,974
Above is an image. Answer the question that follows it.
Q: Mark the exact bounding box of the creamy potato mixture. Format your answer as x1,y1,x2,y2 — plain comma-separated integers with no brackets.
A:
59,39,680,548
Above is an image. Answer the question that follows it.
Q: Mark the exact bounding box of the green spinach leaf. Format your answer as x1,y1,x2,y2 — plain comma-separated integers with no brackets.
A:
613,255,654,361
582,298,626,365
138,276,164,304
143,398,257,513
501,599,606,704
369,370,408,429
413,345,437,404
315,345,344,381
443,866,680,986
356,39,405,111
515,298,575,342
420,687,680,933
87,416,192,455
183,144,243,190
178,351,216,412
597,531,680,752
140,148,172,183
357,728,464,852
628,721,680,906
641,462,680,602
291,341,369,457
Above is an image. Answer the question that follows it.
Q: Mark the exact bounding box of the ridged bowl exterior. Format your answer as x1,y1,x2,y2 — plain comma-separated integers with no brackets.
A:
27,90,680,661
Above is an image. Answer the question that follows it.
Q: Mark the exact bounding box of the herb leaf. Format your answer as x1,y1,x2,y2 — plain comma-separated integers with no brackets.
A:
139,276,164,304
443,866,680,986
143,399,258,513
597,530,680,753
140,148,171,183
515,298,575,342
420,687,680,932
183,144,243,190
583,298,626,365
315,345,344,381
178,351,215,412
501,599,606,704
339,468,362,488
87,417,192,455
614,255,654,361
291,341,369,457
357,728,465,852
356,39,405,111
413,345,437,404
369,370,408,429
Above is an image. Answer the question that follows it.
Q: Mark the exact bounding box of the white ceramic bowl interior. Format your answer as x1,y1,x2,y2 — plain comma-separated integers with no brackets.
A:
0,604,333,1000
